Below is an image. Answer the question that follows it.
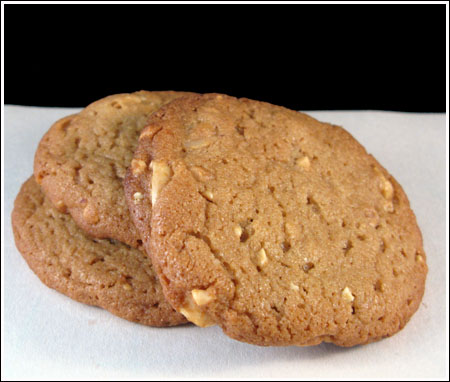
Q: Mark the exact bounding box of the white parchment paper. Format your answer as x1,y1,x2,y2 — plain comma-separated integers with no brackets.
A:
2,106,448,380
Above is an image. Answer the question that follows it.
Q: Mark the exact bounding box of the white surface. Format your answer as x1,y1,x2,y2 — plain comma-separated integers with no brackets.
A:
2,105,448,380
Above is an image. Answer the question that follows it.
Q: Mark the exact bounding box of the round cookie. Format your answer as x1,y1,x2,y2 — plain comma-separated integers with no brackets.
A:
12,177,187,327
34,91,194,248
125,93,427,346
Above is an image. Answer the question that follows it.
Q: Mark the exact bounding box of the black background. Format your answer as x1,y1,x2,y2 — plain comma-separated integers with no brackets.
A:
5,4,446,112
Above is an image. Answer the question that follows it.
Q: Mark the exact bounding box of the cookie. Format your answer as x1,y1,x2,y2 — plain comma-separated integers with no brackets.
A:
34,91,194,248
12,177,187,326
125,93,427,346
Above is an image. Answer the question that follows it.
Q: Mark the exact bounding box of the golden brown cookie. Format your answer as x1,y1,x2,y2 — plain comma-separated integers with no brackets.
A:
34,91,194,247
12,177,187,326
125,93,427,346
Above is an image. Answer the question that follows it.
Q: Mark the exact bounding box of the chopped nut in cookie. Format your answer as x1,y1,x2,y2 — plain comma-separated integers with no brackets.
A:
374,167,394,200
296,156,311,169
150,161,172,205
192,289,215,306
342,287,354,302
131,159,147,175
179,298,216,327
256,248,268,267
201,190,214,202
380,177,394,200
139,125,163,141
133,192,144,204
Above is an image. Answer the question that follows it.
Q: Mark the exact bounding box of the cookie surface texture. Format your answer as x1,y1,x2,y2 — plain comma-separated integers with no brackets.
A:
12,177,187,326
126,93,427,346
34,91,193,247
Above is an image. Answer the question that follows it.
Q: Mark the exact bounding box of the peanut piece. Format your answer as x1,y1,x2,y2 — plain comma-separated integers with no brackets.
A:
256,248,268,267
296,156,310,169
131,159,147,175
342,287,354,302
150,161,172,205
133,192,144,204
192,289,215,306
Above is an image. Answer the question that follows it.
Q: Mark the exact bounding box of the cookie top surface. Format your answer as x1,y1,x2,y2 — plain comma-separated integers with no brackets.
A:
125,93,427,346
34,91,193,247
12,177,187,326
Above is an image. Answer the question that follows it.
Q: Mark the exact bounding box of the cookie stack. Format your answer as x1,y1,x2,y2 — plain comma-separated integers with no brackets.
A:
12,91,427,347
